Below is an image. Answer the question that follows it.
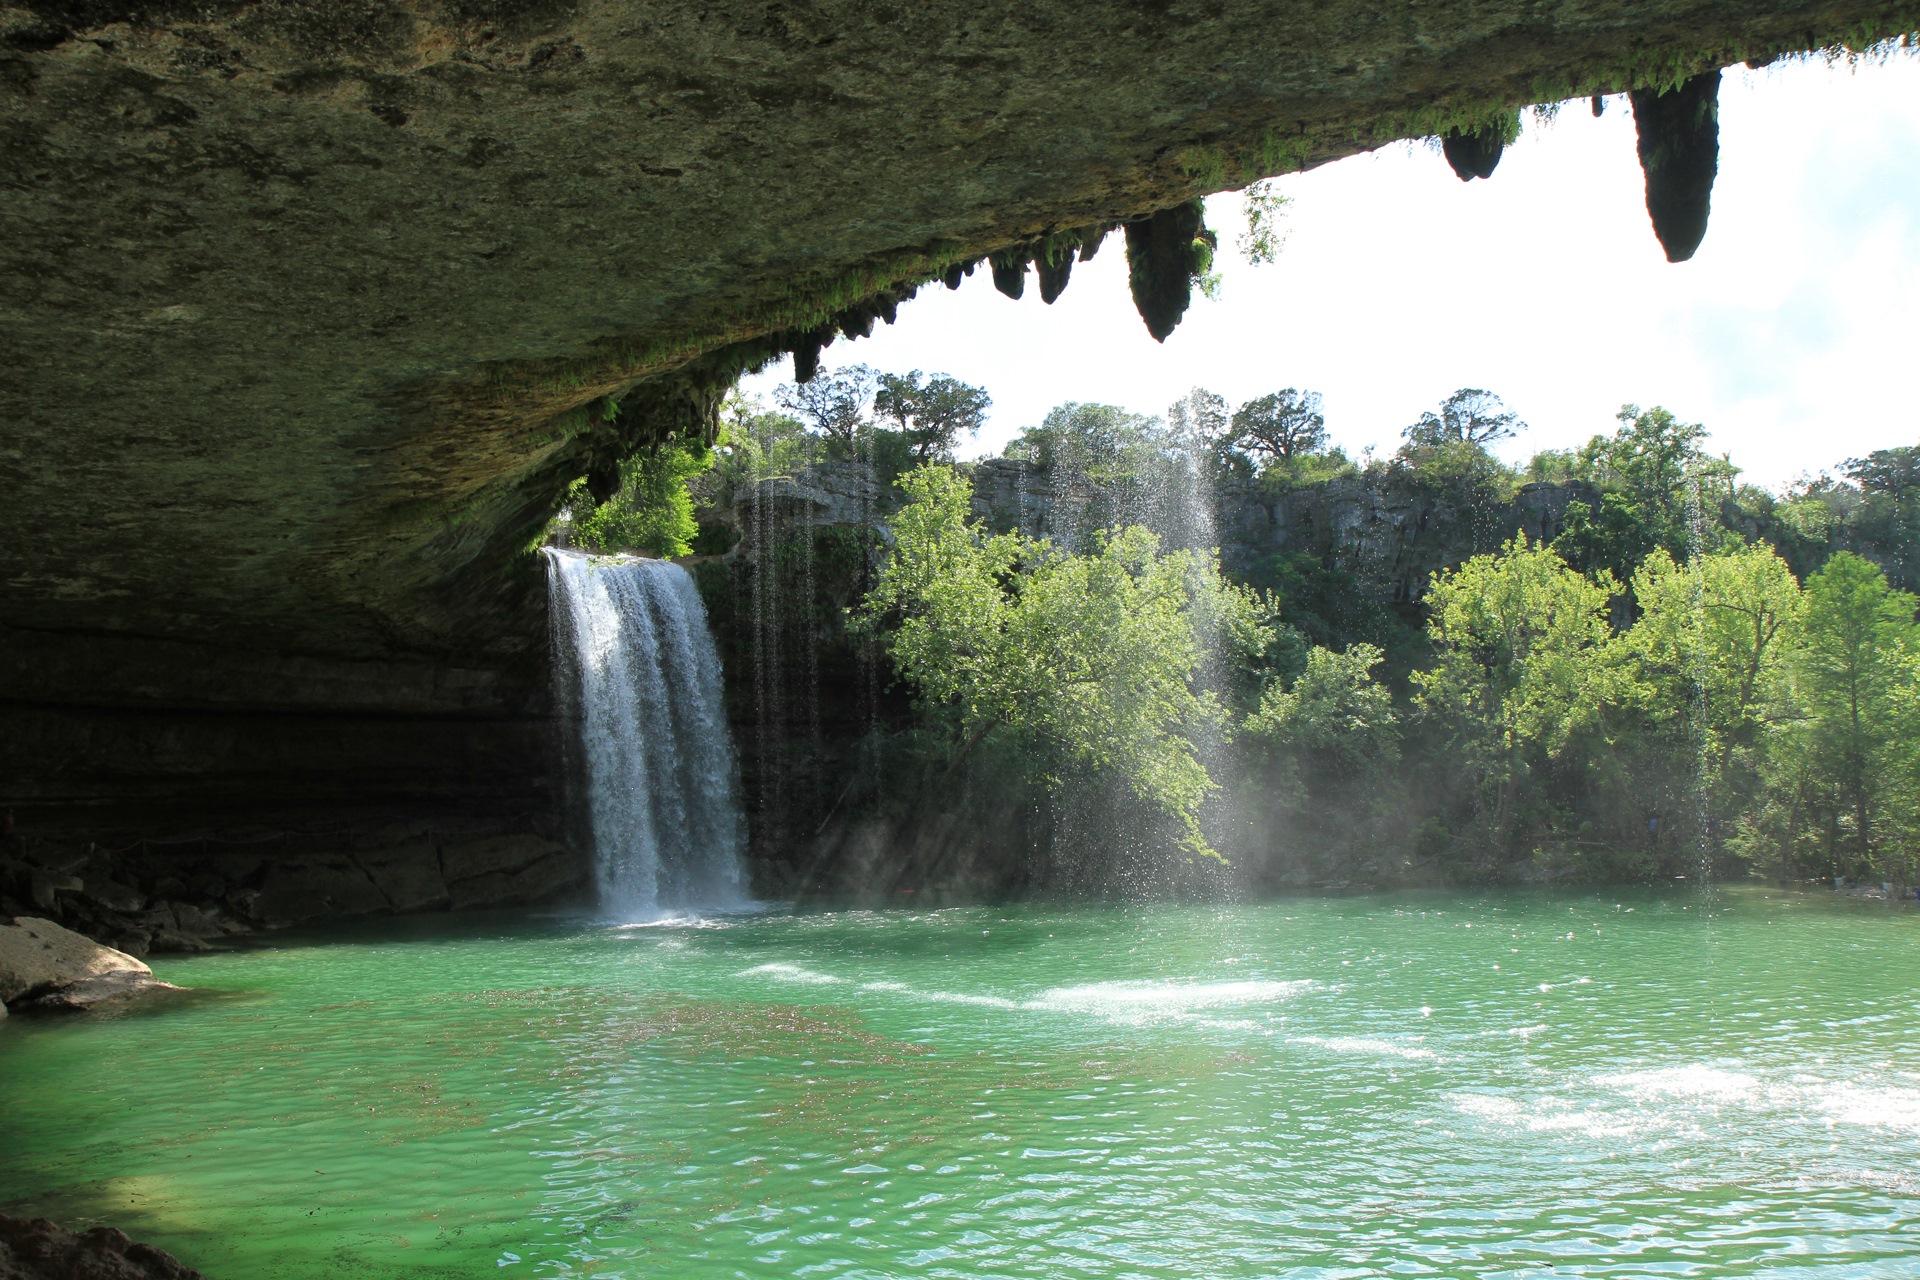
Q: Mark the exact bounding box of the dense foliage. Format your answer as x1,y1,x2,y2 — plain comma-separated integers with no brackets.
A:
562,440,713,557
843,381,1920,892
858,465,1279,861
594,355,1920,896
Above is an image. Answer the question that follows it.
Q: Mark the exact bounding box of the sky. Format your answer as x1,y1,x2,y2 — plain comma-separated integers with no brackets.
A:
739,54,1920,491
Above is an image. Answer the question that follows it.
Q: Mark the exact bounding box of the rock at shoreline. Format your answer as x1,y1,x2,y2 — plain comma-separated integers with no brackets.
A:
0,1214,204,1279
442,835,587,910
0,917,183,1013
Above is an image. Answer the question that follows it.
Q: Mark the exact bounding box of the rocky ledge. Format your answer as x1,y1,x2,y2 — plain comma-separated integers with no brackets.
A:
0,1215,202,1280
0,916,182,1014
0,830,589,959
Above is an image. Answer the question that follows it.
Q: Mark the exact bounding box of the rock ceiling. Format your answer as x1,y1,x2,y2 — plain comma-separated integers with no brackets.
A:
2,1,1913,662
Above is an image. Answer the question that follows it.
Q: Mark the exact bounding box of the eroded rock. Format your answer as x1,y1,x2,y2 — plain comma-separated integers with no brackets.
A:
1124,202,1212,343
0,916,179,1012
0,1214,203,1280
247,856,390,929
1441,125,1505,180
441,834,587,909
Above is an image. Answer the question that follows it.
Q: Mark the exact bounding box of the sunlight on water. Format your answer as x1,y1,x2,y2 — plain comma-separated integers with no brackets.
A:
2,888,1916,1279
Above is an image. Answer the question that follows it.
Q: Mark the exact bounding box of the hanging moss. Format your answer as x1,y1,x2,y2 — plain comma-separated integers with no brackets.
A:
1631,69,1720,262
989,248,1028,299
1123,202,1213,343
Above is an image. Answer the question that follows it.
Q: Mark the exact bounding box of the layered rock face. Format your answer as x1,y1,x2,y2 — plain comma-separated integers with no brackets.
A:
3,2,1909,876
0,826,587,954
972,457,1596,604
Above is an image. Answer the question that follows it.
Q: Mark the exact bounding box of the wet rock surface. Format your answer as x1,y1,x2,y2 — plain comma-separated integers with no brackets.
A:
0,1215,203,1280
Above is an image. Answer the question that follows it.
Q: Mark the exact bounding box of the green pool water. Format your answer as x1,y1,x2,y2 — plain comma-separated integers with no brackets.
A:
3,888,1916,1278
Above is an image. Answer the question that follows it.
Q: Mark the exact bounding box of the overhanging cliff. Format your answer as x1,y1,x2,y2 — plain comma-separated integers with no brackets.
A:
2,1,1914,828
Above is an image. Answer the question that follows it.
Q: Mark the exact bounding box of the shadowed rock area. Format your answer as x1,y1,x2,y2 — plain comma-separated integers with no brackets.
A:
0,1214,203,1280
2,2,1914,867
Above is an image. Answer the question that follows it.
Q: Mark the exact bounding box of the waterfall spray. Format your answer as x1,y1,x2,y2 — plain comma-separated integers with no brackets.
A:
545,550,750,919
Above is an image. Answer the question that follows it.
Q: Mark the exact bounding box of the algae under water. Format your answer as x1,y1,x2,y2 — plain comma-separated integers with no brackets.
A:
2,888,1916,1278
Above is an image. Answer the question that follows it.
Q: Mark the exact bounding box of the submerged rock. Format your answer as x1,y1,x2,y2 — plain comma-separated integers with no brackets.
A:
0,1214,203,1279
0,916,182,1013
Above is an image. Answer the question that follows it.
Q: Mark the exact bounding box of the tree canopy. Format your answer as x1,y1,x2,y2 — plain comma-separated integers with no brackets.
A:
774,364,877,451
1231,389,1329,464
859,464,1276,860
1403,388,1526,451
872,371,991,462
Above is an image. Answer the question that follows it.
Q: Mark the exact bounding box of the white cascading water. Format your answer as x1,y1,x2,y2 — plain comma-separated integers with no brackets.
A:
544,549,750,919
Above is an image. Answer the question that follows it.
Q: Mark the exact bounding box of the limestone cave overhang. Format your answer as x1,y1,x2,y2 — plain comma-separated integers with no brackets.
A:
1,1,1914,820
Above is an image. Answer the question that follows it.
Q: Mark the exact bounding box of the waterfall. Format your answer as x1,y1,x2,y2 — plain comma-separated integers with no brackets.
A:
545,549,751,919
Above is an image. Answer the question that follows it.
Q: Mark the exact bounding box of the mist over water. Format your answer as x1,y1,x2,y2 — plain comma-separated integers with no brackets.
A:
545,550,750,919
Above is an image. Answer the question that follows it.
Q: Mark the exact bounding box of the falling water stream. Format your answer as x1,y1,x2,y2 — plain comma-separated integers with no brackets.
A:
545,549,750,919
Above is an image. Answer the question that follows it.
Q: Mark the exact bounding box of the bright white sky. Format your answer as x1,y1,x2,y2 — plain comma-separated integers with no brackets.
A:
740,55,1920,491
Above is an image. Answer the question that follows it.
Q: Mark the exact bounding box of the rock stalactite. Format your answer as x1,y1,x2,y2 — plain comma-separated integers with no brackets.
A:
1632,70,1724,262
990,249,1029,300
1035,246,1074,304
1125,202,1213,343
1442,125,1507,180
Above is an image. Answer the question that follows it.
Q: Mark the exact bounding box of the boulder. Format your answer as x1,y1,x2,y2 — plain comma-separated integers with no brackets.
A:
447,850,590,911
442,836,587,910
28,871,81,913
80,878,146,914
247,856,389,928
440,834,570,884
0,916,179,1011
0,1213,204,1279
357,841,450,914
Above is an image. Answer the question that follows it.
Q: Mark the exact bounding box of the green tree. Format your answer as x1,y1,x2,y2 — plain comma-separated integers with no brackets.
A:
1167,387,1231,455
1624,542,1803,777
1844,446,1920,499
1793,552,1920,881
774,364,877,454
699,395,816,506
859,465,1272,859
1414,534,1616,836
872,371,991,462
1247,643,1399,773
1551,405,1739,582
1404,388,1525,451
1006,402,1166,477
566,439,714,558
1231,389,1328,466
